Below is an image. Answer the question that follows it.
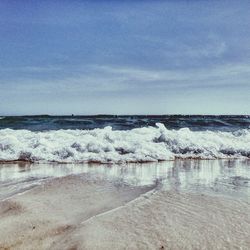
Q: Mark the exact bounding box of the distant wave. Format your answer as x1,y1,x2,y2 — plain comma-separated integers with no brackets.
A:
0,115,249,131
0,123,250,163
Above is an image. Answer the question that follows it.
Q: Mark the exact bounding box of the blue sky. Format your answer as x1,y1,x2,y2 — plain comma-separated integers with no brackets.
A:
0,0,250,115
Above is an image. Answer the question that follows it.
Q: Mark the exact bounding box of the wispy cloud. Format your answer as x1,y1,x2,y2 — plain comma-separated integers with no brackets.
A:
0,65,62,73
1,63,250,98
92,63,250,87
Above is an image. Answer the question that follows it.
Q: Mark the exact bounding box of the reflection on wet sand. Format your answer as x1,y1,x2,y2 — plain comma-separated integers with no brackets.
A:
0,159,249,200
0,160,249,250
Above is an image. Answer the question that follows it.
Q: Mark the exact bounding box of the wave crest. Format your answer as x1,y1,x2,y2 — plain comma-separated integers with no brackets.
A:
0,124,250,163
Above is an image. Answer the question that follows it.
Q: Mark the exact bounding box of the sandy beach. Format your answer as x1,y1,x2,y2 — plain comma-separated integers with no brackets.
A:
0,160,249,250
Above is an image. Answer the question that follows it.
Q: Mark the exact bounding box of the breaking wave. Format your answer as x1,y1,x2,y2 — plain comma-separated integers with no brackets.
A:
0,123,250,163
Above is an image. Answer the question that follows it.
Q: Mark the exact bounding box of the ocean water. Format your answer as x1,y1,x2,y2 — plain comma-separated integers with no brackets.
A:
0,115,249,163
0,115,250,131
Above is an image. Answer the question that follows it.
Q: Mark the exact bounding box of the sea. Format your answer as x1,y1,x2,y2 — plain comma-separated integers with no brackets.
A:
0,115,249,163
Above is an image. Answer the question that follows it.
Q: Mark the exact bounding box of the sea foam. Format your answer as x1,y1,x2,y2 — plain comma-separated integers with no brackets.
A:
0,123,249,163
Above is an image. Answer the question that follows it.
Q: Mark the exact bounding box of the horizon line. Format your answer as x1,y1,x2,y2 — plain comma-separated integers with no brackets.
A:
1,114,249,117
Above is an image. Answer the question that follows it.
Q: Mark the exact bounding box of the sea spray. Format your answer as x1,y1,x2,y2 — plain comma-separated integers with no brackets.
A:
0,124,249,163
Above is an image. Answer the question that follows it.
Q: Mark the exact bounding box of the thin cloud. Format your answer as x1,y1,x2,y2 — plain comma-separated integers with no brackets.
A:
1,63,250,97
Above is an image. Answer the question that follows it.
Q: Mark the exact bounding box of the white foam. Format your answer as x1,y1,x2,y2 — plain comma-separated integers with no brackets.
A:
0,124,249,163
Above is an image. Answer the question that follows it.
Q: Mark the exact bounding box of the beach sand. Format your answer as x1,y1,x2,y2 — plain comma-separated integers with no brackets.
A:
0,161,249,250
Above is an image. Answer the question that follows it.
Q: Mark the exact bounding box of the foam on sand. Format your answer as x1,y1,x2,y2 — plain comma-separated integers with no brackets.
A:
0,123,250,163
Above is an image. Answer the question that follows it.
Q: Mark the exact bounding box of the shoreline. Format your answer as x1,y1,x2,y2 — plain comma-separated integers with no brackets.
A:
0,160,249,249
0,157,248,165
0,174,156,250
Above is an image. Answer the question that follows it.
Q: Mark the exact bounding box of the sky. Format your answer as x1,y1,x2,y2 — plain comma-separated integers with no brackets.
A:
0,0,250,115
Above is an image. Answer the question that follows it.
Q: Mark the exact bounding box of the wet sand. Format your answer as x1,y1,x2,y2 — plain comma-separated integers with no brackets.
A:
0,160,249,249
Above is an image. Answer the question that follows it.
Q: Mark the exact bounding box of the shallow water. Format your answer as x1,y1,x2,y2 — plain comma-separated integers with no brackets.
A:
0,160,249,201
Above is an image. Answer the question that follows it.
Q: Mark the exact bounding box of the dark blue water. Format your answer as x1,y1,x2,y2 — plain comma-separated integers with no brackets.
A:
0,115,249,132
